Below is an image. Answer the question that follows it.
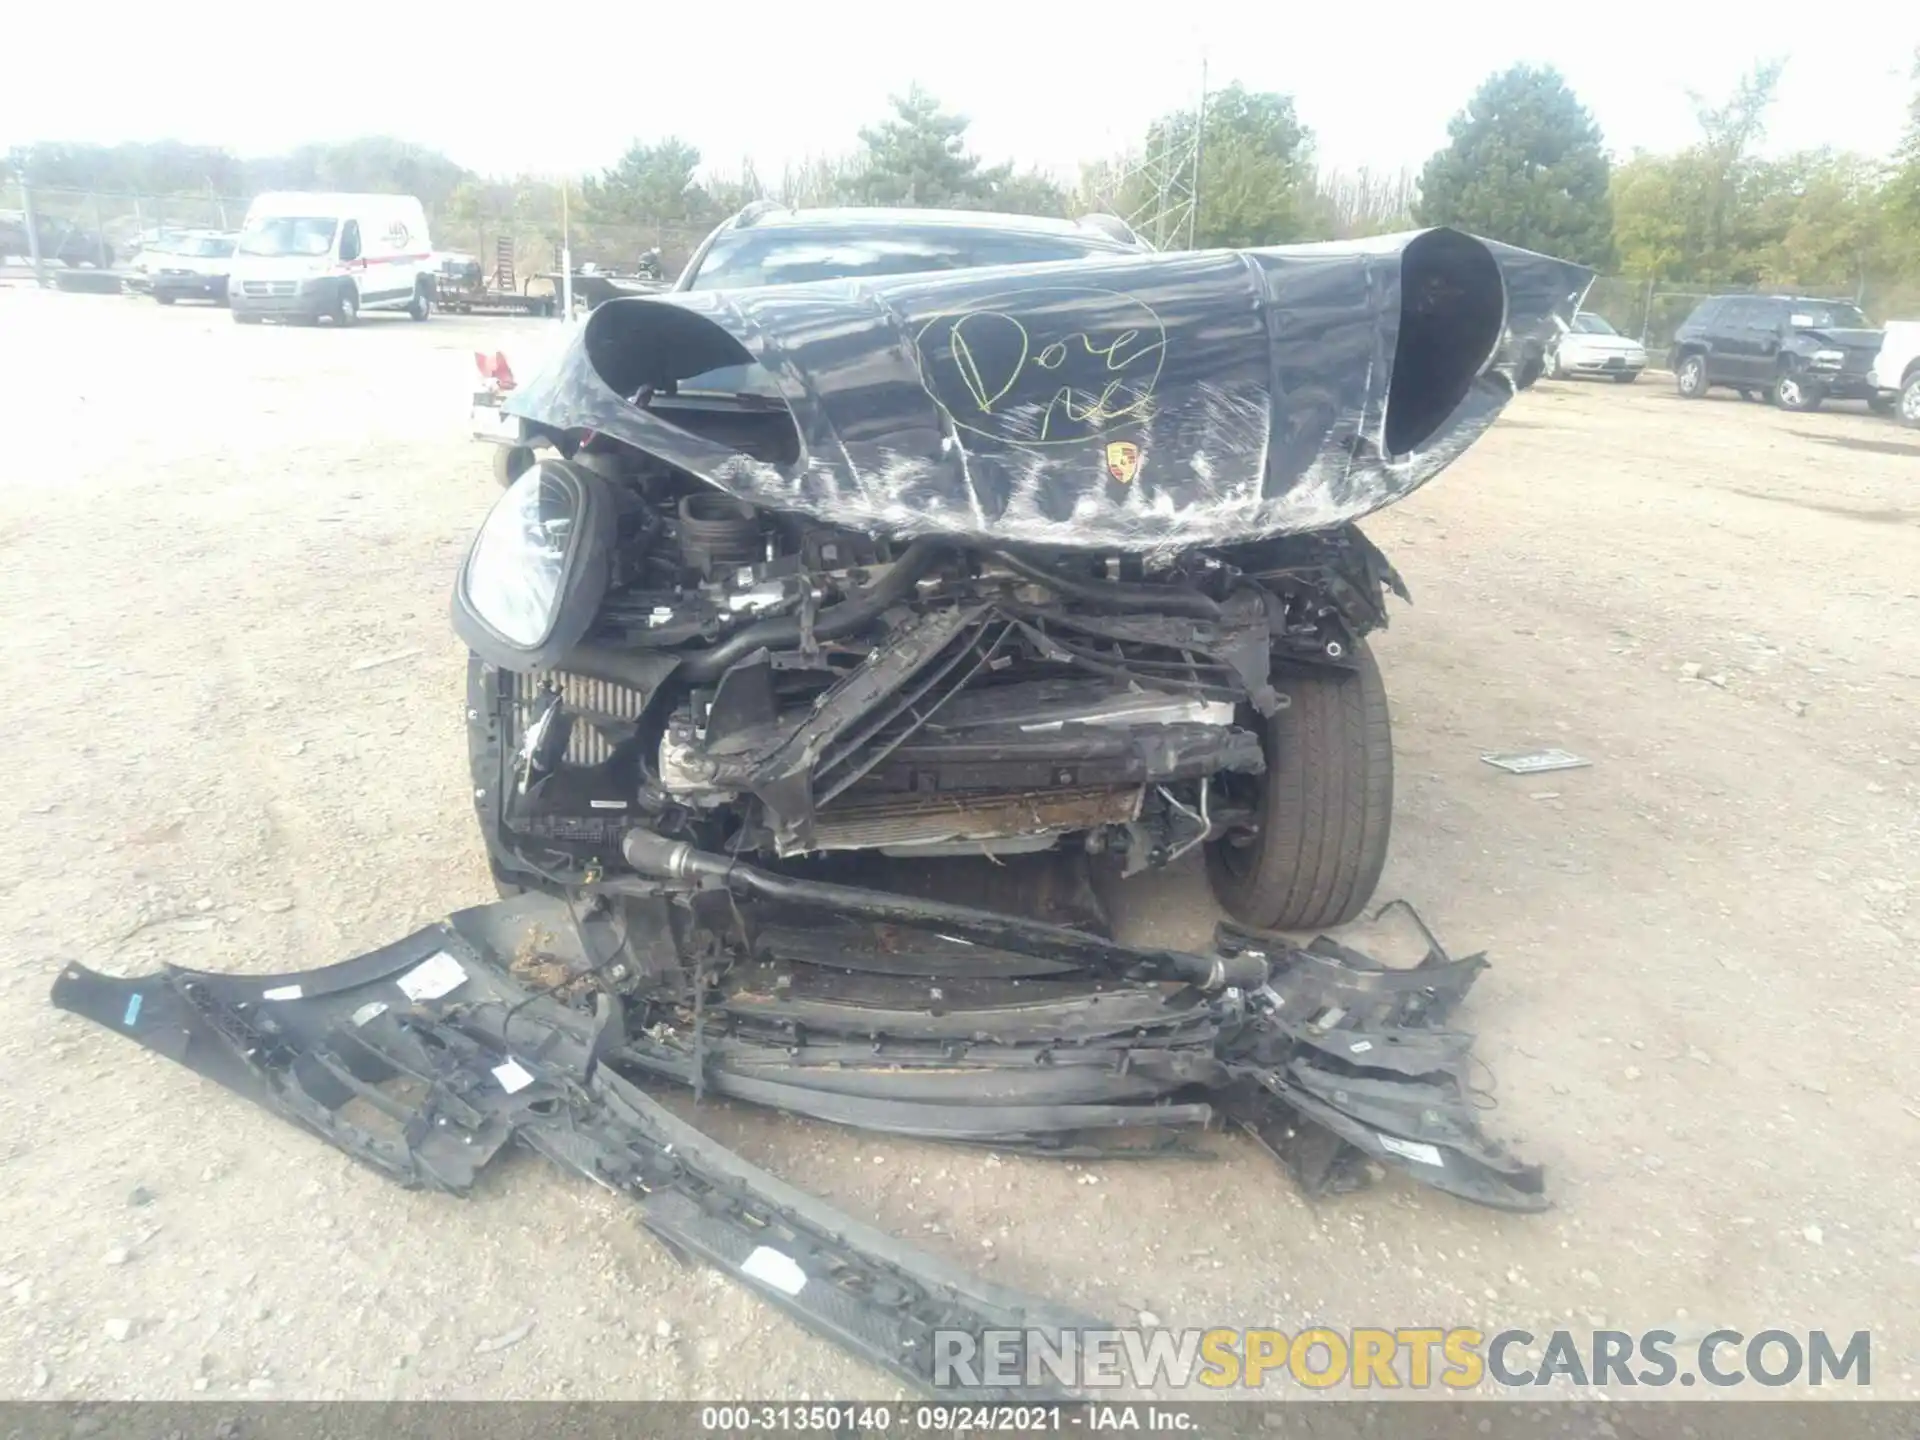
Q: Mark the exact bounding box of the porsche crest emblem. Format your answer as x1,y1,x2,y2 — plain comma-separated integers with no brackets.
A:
1105,441,1142,485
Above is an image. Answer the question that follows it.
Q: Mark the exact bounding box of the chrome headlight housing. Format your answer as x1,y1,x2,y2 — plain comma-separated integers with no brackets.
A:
452,459,614,670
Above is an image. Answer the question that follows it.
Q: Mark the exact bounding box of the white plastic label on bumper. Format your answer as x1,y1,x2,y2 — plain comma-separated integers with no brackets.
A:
741,1245,808,1296
397,950,468,1002
1378,1134,1445,1167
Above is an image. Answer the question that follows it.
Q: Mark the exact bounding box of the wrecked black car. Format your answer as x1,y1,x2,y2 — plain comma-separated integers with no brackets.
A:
55,209,1589,1394
457,205,1590,933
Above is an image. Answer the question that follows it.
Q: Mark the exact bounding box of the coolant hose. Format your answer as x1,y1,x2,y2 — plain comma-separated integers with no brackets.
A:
614,830,1267,992
675,538,948,682
990,550,1222,621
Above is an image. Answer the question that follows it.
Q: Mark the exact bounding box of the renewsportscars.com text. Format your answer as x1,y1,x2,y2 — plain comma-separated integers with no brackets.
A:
932,1327,1872,1392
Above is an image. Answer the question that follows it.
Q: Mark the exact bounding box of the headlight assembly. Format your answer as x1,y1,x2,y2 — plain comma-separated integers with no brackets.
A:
452,459,614,670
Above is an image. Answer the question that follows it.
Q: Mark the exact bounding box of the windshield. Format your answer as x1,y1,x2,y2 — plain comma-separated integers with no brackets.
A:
183,237,235,258
1570,313,1617,335
685,226,1128,293
672,223,1133,399
238,216,337,258
1787,302,1869,330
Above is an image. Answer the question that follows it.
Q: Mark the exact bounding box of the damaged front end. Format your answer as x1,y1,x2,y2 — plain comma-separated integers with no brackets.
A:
54,858,1543,1394
454,225,1589,933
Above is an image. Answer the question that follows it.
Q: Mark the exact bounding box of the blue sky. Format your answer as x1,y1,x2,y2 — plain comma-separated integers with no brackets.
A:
4,2,1915,182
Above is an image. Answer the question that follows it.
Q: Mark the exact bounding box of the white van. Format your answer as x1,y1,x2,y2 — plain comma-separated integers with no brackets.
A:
228,192,433,325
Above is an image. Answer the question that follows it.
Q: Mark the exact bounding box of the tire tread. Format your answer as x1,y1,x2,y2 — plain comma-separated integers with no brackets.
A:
1206,640,1393,930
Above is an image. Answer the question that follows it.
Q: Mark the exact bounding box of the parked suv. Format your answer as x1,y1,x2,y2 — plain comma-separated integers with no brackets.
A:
1670,295,1886,412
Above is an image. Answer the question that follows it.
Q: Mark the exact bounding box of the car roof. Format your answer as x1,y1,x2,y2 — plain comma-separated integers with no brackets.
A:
725,204,1142,248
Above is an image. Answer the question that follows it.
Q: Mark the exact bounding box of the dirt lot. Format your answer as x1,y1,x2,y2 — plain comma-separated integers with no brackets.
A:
2,285,1917,1403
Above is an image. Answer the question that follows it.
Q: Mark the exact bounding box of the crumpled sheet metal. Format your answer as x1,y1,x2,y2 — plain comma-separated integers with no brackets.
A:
506,227,1592,550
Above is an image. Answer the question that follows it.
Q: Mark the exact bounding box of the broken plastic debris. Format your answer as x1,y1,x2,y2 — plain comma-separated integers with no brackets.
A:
50,890,1547,1396
396,951,467,1002
491,1059,535,1095
472,1319,535,1355
349,647,424,673
1481,749,1591,775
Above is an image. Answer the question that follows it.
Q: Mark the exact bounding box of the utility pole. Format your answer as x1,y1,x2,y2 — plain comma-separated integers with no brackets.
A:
560,179,573,321
1187,57,1207,251
20,176,47,288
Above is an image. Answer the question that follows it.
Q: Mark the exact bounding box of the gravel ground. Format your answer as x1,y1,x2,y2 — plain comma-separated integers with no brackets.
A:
2,285,1916,1402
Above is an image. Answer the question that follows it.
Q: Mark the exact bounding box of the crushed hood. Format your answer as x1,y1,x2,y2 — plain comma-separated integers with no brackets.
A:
507,228,1591,549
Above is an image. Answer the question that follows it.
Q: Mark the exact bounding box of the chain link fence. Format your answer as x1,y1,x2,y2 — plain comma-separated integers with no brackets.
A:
0,183,247,270
428,214,712,292
12,182,1920,333
3,182,715,291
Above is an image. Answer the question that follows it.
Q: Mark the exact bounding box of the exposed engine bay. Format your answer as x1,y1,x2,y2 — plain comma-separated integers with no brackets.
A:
457,224,1591,930
460,449,1407,919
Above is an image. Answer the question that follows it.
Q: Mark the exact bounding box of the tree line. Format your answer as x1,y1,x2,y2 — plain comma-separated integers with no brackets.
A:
7,54,1919,297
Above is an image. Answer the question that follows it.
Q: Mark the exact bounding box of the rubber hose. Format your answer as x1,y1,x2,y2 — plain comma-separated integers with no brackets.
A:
991,550,1222,620
676,538,947,682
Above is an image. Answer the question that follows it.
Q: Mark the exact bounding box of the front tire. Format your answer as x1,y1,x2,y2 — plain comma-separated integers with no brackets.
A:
332,284,359,327
154,293,175,306
408,283,431,321
491,444,536,488
1773,369,1821,411
1901,374,1920,429
1676,354,1709,398
1206,637,1393,931
1867,392,1896,416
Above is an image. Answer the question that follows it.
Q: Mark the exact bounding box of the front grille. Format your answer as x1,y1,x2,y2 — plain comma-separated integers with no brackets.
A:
504,670,649,766
242,280,298,298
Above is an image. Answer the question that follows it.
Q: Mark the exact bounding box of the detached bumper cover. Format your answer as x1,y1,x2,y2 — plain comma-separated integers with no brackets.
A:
52,886,1544,1391
50,902,1097,1398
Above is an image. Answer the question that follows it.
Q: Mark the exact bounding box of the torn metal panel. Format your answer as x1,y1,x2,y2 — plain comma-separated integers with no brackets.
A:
506,228,1592,549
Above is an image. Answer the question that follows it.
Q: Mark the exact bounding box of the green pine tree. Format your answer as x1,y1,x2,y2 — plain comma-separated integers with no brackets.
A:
1414,64,1615,267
